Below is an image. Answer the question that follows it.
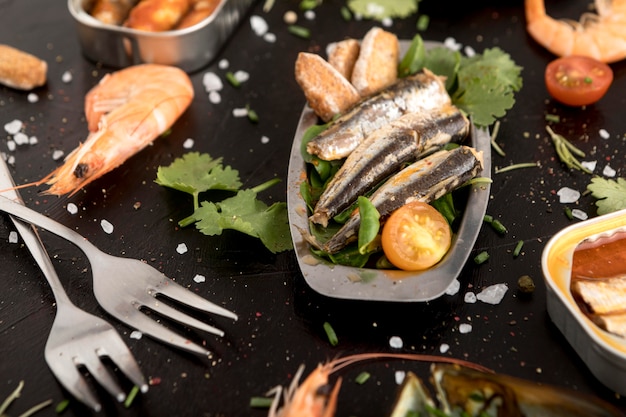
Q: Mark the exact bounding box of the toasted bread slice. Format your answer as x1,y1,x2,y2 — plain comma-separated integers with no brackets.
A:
0,44,47,90
351,27,399,97
295,52,361,122
326,38,360,81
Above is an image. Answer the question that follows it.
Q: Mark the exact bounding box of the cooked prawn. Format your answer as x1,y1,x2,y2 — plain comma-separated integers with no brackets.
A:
266,353,493,417
18,63,193,196
525,0,626,63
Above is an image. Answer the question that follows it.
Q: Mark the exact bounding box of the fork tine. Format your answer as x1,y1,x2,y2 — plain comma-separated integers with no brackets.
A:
149,281,238,321
80,355,127,403
101,334,149,393
145,299,225,337
118,309,213,357
45,357,102,412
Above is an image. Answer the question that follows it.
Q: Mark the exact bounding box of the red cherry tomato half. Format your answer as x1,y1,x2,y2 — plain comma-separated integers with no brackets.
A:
545,56,613,107
381,201,452,271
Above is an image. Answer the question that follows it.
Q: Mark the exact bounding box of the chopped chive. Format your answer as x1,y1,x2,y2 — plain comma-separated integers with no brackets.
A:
490,219,508,235
513,240,524,258
225,71,240,88
299,0,318,10
247,106,259,123
474,251,489,265
288,25,311,39
416,14,430,31
483,214,493,223
340,6,352,20
545,114,560,123
494,162,538,174
355,371,371,384
124,385,140,408
262,0,275,12
489,120,505,157
564,206,573,220
250,396,274,408
323,321,339,346
55,399,70,414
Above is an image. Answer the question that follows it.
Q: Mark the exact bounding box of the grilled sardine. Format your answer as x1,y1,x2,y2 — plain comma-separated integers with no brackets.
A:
320,146,484,254
306,69,450,161
310,104,470,227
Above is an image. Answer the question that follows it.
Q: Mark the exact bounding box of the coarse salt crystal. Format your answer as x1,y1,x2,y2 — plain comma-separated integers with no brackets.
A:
445,278,460,295
52,150,64,160
29,136,38,145
464,292,477,303
394,370,405,385
263,32,277,43
381,17,392,27
4,119,22,135
183,138,194,149
389,336,403,349
203,72,223,92
218,59,229,70
261,135,270,144
581,160,597,172
571,209,588,220
476,283,508,305
233,70,249,83
459,323,473,334
439,343,450,354
130,330,143,340
444,37,462,51
6,155,15,165
7,141,16,152
67,203,78,214
193,274,206,283
209,91,221,104
27,93,39,103
100,219,114,234
232,107,248,117
62,71,73,83
464,45,476,57
250,15,269,36
304,10,316,20
14,132,29,145
8,231,18,243
603,164,616,177
176,243,188,254
557,187,580,204
599,128,610,139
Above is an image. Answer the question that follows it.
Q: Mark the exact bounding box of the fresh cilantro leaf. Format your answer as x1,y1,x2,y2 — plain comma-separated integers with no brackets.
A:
347,0,419,20
453,72,516,127
155,152,242,209
193,189,292,253
422,46,461,91
587,177,626,215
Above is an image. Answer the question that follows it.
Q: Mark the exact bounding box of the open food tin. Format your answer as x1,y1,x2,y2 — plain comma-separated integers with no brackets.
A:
68,0,255,72
542,208,626,395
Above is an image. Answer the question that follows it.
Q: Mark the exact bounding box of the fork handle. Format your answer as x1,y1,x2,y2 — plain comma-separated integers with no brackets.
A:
0,195,99,260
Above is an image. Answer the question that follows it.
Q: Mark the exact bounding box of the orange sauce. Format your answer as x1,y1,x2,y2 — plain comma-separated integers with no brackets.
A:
571,230,626,280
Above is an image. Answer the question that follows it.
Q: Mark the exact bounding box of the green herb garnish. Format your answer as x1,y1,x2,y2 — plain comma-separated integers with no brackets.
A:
587,176,626,215
323,321,339,346
546,125,591,173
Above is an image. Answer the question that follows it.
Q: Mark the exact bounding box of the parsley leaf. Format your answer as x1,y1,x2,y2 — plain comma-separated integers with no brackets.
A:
156,152,292,253
348,0,419,20
194,190,292,254
587,177,626,215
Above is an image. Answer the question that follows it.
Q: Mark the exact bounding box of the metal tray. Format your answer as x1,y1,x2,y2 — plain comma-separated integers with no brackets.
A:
287,41,492,302
68,0,255,72
542,208,626,395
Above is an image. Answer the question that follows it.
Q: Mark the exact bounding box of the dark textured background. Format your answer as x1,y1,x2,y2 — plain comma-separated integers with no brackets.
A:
1,0,626,415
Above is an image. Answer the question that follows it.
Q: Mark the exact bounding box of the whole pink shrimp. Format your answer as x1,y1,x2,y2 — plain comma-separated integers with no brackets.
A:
265,353,493,417
24,63,194,196
526,0,626,63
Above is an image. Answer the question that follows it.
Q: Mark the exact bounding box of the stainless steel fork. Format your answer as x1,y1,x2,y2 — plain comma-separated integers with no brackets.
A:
0,194,238,358
0,161,147,411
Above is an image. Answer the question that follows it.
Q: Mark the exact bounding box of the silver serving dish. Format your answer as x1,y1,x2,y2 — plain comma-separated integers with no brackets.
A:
287,40,492,302
542,209,626,395
68,0,255,72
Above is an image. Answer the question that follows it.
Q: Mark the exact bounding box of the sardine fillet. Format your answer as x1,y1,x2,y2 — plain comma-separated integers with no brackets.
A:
572,277,626,315
311,104,470,227
306,69,450,161
321,146,483,254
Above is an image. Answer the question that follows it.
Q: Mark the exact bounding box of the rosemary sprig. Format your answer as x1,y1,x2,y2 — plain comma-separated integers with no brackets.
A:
545,126,592,174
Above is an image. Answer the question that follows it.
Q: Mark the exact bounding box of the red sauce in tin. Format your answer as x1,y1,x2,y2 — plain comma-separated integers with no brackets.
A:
571,230,626,280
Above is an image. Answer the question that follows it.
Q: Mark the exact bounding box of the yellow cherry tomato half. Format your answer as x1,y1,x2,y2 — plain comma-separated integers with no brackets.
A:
381,201,452,271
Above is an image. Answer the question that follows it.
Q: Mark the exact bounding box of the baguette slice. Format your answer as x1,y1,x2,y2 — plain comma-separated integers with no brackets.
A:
351,27,399,97
0,45,47,90
326,38,360,81
295,52,361,122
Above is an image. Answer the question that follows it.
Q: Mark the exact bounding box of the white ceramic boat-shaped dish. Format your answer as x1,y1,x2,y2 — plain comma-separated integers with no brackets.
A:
287,41,492,302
